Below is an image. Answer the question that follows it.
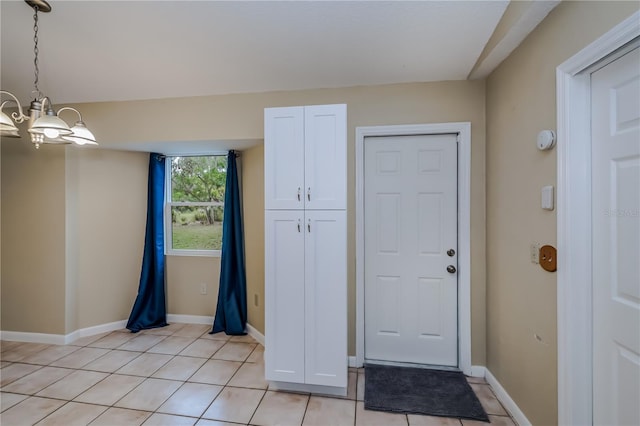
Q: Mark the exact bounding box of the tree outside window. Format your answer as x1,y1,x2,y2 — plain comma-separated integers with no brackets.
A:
166,155,227,255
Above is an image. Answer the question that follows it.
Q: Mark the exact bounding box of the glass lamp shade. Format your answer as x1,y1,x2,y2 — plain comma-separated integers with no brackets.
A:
0,110,21,138
62,121,97,145
28,114,73,139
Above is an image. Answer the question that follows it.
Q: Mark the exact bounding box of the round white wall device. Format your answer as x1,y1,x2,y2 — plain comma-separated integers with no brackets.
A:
537,130,556,151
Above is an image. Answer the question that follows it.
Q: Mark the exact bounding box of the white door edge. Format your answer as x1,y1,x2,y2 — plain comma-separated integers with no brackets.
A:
556,10,640,426
355,122,472,375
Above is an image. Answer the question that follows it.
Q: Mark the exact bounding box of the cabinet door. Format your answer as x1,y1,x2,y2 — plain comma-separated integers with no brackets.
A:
265,107,305,210
304,210,347,387
304,104,347,210
265,210,305,383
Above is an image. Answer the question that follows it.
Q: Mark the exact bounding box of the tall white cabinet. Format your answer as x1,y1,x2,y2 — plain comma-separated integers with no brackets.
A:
264,104,347,395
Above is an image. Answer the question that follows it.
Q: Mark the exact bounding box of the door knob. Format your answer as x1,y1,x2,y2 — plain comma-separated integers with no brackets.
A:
447,249,456,257
447,265,457,274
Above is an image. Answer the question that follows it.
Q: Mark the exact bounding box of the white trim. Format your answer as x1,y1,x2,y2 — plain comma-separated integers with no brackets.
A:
355,122,472,375
0,331,67,345
166,314,265,347
1,317,264,347
469,365,487,378
65,320,128,344
0,319,128,345
246,323,265,346
348,356,357,368
485,368,532,426
556,11,639,426
167,314,214,325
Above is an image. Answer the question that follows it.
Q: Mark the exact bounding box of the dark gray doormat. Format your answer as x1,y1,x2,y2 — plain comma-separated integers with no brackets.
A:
364,364,489,422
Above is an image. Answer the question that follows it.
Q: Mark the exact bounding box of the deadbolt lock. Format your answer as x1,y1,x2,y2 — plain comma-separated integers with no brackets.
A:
447,249,456,257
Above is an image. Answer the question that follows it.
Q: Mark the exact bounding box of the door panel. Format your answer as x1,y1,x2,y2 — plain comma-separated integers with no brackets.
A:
265,107,305,210
592,47,640,426
264,210,305,383
364,134,458,366
304,105,347,210
304,210,347,386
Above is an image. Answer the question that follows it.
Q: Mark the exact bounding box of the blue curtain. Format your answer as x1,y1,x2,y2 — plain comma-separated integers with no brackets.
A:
211,151,247,335
127,153,168,333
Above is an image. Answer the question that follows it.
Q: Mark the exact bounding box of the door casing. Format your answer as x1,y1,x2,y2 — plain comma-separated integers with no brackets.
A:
355,122,472,375
556,11,639,426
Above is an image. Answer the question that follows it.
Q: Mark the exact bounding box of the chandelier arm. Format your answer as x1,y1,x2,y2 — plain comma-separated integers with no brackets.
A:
57,107,83,123
39,96,52,114
0,90,28,123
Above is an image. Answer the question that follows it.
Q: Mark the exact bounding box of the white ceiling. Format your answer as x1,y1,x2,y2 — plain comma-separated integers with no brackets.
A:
0,0,519,105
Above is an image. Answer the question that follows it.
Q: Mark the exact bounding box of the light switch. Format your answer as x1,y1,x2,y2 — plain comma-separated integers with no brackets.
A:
542,185,554,210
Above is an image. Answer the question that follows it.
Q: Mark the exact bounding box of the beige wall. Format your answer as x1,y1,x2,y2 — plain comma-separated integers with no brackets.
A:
166,256,220,317
242,144,266,333
1,140,148,334
1,81,487,366
69,149,148,331
1,140,67,334
485,2,639,425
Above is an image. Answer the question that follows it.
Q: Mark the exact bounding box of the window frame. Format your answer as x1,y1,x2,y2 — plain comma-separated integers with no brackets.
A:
164,154,226,257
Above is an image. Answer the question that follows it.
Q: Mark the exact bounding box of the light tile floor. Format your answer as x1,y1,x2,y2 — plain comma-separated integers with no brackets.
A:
1,323,517,425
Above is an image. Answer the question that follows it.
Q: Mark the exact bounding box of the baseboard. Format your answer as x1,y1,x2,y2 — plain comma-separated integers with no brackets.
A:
0,330,67,345
166,315,264,347
485,368,532,426
0,319,128,345
1,316,264,347
167,314,214,325
470,365,486,378
348,356,358,367
65,320,128,344
245,323,265,346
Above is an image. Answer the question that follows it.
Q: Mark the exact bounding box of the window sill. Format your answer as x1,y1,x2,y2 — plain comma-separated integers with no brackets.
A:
166,250,222,258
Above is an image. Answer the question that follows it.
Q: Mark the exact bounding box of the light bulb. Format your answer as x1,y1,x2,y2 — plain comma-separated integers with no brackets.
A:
44,128,60,138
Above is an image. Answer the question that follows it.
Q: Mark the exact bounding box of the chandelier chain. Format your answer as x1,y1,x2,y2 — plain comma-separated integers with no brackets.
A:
33,6,41,99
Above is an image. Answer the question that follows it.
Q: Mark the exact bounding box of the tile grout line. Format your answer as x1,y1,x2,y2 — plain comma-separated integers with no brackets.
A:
3,327,517,425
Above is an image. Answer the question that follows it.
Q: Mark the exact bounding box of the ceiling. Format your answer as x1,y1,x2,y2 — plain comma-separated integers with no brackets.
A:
0,0,561,106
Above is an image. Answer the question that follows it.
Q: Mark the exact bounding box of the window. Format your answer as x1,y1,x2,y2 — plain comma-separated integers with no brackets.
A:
165,155,227,256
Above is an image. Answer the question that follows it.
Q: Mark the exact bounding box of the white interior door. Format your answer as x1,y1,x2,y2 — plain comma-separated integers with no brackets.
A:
591,46,640,425
364,134,458,367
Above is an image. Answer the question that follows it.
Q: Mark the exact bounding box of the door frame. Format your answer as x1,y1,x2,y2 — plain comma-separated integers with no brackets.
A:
556,11,639,426
355,122,472,375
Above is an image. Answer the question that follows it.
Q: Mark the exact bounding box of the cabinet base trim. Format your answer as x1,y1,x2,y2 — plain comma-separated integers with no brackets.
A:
268,381,347,397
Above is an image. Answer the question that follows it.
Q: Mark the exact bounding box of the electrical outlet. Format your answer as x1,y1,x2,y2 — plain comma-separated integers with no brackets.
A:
530,243,541,264
254,294,259,307
200,283,207,295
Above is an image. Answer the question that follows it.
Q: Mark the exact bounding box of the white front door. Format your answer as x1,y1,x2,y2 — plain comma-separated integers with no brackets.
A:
364,134,458,367
591,46,640,425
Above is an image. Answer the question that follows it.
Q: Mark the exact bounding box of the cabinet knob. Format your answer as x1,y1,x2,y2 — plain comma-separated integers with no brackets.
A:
307,187,311,201
308,219,311,233
297,187,301,201
297,219,301,233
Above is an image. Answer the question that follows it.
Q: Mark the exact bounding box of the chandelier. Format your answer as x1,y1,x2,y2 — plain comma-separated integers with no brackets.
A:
0,0,97,149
